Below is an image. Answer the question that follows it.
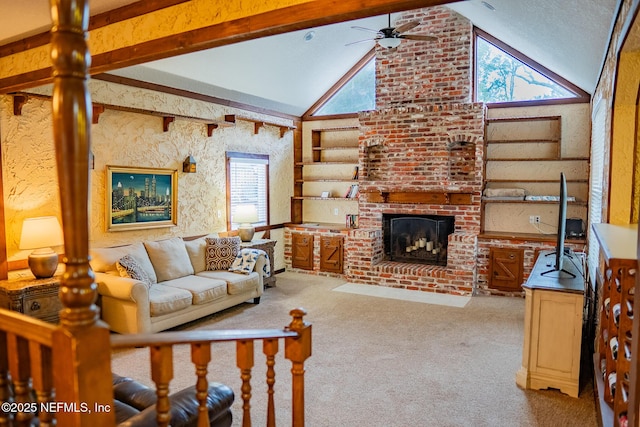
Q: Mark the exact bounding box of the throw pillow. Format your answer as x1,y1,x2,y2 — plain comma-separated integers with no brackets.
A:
144,237,194,282
229,248,263,275
205,237,241,270
116,255,153,288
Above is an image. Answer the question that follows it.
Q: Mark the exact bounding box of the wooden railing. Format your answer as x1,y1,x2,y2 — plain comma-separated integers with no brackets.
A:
111,307,312,427
0,307,311,426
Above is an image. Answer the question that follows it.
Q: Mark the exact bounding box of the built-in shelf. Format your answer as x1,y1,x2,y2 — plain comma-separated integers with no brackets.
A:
486,139,560,144
484,179,589,183
292,197,358,201
296,161,356,166
296,179,358,183
481,199,588,206
486,157,589,161
312,146,358,151
293,120,360,224
13,92,236,137
224,114,295,138
482,114,588,235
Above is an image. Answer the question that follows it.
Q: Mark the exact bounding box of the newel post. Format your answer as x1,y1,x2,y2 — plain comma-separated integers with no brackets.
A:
49,0,115,425
285,308,312,427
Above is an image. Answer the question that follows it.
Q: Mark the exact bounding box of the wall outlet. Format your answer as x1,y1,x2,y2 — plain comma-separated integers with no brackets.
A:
529,215,541,224
333,208,339,216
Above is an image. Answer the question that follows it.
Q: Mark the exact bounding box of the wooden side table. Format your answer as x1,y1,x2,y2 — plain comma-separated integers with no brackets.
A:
0,276,62,323
241,239,277,287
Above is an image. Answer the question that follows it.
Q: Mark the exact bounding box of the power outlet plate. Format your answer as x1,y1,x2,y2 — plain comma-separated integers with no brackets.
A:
529,215,541,224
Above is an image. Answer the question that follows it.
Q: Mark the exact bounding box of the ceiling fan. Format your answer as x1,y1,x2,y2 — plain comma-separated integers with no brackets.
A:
347,15,437,49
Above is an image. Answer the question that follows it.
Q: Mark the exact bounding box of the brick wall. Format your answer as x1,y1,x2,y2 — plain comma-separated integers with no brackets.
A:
375,7,472,109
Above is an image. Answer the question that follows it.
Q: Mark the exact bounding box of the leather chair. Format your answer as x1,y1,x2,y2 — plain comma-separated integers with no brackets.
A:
112,374,234,427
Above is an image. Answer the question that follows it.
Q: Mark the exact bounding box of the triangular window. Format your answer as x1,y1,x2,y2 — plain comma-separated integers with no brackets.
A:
310,55,376,116
475,29,589,104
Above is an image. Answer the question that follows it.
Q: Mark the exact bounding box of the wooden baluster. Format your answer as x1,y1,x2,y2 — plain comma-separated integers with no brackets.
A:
236,340,254,427
28,342,54,427
150,345,173,427
285,308,312,427
263,339,278,427
49,1,115,424
191,342,211,427
0,331,11,427
6,333,33,426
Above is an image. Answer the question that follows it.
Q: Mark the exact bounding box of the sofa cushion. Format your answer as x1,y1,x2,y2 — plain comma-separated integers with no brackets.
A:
91,242,158,284
197,270,259,295
161,275,227,305
144,237,194,282
116,255,154,289
148,285,192,317
184,234,217,274
205,237,241,270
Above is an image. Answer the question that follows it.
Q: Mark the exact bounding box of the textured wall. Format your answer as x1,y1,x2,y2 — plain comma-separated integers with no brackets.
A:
0,80,293,269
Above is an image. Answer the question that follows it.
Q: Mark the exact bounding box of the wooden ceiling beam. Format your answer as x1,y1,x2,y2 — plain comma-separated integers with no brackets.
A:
0,0,457,94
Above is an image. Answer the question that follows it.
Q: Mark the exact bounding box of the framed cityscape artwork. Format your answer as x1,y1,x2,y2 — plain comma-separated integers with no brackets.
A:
106,165,177,231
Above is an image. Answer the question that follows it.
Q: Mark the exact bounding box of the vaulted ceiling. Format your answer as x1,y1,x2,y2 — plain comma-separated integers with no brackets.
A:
0,1,619,116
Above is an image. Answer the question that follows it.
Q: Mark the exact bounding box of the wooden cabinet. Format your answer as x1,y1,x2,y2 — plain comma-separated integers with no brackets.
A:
482,116,588,236
241,238,277,287
592,223,638,427
320,235,344,274
516,250,584,397
292,120,360,225
0,276,61,323
291,233,314,270
488,247,524,291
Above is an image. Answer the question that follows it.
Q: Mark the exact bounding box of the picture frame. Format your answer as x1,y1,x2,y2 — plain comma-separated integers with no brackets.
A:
106,165,178,231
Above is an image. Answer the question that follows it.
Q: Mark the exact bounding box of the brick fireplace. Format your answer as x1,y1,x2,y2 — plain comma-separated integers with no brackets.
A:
343,7,485,295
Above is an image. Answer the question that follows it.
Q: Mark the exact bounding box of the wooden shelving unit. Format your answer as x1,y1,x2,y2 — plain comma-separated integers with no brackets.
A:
224,114,295,138
292,121,360,225
482,116,589,236
592,223,638,427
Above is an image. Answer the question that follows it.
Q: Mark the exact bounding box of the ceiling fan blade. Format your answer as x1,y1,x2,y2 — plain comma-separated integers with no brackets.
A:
345,38,377,46
394,20,420,34
400,34,438,42
351,26,383,35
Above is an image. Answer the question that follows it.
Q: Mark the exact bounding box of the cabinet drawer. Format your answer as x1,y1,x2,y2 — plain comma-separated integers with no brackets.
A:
24,295,63,320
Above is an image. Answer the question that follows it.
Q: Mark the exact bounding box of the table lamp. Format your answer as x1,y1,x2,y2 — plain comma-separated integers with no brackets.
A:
19,216,64,278
234,204,258,242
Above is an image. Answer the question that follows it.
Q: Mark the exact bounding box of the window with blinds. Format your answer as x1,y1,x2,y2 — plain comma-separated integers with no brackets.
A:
226,152,269,230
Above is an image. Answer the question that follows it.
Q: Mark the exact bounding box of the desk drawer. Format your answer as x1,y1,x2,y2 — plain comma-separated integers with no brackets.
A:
24,294,62,321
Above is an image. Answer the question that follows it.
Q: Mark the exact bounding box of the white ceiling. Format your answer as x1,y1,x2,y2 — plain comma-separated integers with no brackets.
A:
0,1,619,116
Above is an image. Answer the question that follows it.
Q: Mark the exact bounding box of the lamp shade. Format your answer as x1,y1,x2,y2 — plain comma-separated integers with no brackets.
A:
233,204,258,224
19,216,64,250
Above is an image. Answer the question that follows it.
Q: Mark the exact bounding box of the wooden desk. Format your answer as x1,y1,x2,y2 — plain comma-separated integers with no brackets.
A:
516,250,584,397
0,276,61,323
241,239,276,287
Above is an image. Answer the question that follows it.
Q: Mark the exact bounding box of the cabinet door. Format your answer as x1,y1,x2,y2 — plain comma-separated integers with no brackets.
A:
320,235,344,273
489,247,524,291
292,233,314,270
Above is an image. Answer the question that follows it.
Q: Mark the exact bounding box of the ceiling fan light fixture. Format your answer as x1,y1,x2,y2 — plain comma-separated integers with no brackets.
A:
378,38,401,49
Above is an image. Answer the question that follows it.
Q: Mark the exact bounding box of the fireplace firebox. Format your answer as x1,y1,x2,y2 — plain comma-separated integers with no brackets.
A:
383,214,455,266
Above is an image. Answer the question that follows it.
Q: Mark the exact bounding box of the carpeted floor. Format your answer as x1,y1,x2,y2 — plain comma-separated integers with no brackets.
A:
111,272,598,427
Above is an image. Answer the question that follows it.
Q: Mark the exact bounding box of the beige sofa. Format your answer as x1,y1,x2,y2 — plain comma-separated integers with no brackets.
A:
90,235,267,334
